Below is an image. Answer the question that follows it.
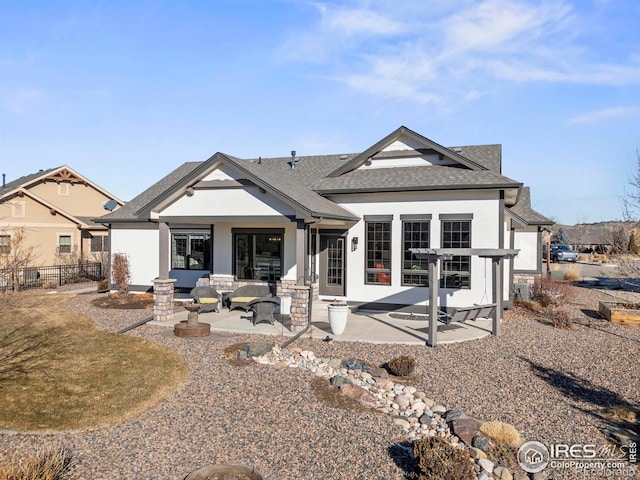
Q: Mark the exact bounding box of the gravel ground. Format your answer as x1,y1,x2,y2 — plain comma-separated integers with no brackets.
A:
1,282,639,479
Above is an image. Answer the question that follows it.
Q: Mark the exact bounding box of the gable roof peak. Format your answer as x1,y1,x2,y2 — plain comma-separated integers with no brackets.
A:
327,125,488,177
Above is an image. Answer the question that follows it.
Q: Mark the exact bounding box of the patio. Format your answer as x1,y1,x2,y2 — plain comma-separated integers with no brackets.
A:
149,301,493,346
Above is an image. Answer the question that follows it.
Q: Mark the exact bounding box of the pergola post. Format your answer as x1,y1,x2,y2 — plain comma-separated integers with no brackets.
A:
427,254,440,347
492,257,502,336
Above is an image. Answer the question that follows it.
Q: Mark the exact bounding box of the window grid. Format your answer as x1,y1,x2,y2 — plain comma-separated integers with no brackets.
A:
402,221,430,286
365,221,391,285
441,220,471,289
90,235,109,252
171,232,212,270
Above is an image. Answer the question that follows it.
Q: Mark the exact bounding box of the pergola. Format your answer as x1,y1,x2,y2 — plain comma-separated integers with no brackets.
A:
410,248,519,347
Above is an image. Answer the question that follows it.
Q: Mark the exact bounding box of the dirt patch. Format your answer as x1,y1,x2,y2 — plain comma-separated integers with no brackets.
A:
223,343,255,367
310,376,374,413
91,294,154,309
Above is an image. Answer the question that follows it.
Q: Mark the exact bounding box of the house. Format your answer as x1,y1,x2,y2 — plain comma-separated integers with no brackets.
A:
0,166,124,266
100,126,551,326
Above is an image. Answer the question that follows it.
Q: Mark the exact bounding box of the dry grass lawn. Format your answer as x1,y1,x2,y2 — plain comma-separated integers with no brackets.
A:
0,293,187,432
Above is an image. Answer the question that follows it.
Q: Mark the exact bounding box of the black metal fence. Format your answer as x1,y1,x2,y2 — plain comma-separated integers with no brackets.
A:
0,262,103,291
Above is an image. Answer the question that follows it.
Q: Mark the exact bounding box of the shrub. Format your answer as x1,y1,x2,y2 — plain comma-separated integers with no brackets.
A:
563,264,581,281
111,253,131,297
412,436,476,480
531,276,572,307
479,421,523,448
548,307,573,329
388,355,416,377
0,445,73,480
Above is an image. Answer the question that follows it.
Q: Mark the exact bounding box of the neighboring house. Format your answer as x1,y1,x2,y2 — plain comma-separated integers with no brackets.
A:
0,166,124,266
100,126,551,313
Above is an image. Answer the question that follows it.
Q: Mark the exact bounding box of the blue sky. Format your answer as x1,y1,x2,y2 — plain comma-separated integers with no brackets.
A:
1,0,639,225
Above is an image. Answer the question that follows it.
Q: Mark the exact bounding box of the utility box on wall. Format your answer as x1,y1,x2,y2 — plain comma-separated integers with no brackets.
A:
513,282,531,301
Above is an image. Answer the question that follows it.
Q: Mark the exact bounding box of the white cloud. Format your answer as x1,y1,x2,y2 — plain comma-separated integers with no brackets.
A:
321,5,405,36
568,106,636,124
442,0,572,54
279,0,640,105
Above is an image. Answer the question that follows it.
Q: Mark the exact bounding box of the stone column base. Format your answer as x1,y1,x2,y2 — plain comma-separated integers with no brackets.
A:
153,278,176,322
288,285,310,332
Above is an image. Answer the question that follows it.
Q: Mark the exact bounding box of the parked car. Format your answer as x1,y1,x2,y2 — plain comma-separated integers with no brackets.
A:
542,244,578,263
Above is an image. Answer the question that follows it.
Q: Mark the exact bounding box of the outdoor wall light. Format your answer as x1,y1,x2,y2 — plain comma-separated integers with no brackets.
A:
351,237,359,251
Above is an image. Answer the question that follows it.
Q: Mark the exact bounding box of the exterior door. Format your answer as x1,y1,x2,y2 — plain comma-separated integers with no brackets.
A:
319,235,346,297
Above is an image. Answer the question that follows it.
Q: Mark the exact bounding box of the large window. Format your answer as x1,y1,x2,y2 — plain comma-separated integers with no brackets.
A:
441,218,471,289
0,235,10,254
365,219,391,285
90,235,109,252
58,235,72,254
402,219,430,286
233,230,282,281
171,231,212,270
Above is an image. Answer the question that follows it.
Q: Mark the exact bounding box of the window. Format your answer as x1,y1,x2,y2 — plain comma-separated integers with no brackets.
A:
365,219,391,285
0,235,10,254
90,235,109,252
58,235,72,254
233,230,282,281
171,231,212,270
441,219,471,289
402,220,430,286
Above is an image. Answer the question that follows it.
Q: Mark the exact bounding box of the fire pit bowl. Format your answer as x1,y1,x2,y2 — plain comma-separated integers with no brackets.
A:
184,463,264,480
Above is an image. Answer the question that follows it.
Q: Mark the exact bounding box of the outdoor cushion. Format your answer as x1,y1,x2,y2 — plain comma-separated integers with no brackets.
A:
198,298,218,304
230,296,258,303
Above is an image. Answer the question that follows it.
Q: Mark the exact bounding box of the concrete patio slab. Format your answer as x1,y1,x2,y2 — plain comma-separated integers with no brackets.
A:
148,301,493,346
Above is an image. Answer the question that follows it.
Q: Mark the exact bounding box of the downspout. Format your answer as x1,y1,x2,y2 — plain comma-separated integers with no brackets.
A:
280,217,321,349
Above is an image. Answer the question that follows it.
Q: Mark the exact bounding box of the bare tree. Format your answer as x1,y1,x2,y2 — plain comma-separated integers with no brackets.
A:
0,228,38,298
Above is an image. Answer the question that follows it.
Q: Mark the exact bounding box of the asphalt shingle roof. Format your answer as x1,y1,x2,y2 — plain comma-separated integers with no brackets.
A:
1,167,59,195
98,133,525,223
508,187,553,226
315,165,521,193
99,162,203,221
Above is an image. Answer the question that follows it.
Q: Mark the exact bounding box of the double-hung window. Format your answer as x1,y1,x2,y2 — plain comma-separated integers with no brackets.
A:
58,235,72,254
365,216,392,285
401,215,431,286
171,231,212,270
440,215,472,289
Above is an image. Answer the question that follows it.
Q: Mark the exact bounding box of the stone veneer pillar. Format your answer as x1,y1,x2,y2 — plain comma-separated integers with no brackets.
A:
153,278,176,322
288,285,310,332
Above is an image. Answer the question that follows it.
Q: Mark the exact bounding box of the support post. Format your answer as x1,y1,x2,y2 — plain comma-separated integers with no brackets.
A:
492,257,502,336
427,254,440,347
159,221,170,280
295,220,306,285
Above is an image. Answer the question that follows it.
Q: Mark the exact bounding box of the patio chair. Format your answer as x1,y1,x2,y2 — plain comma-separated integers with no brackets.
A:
189,286,222,313
247,297,280,325
228,285,272,312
